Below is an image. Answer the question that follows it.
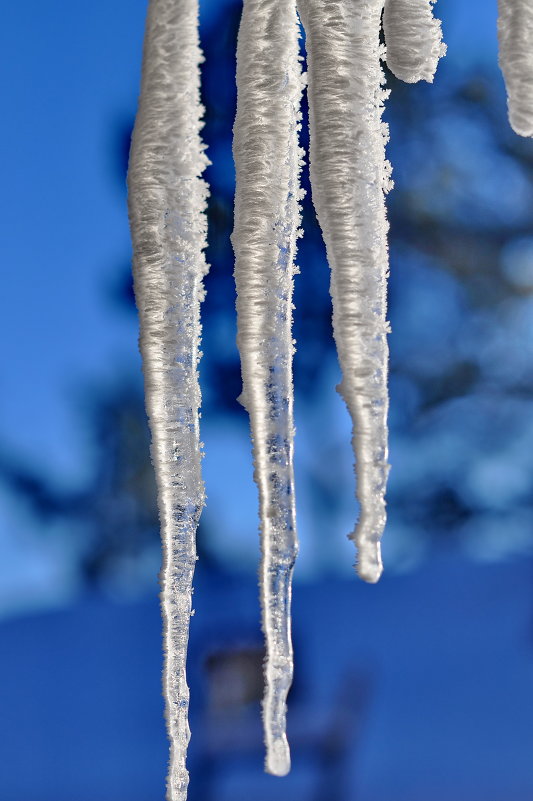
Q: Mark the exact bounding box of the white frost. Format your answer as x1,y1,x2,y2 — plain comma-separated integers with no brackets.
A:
383,0,446,84
498,0,533,137
297,0,391,584
231,0,305,776
126,1,209,799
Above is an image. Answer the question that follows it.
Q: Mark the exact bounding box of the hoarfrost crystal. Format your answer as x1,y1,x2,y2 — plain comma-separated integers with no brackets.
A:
231,0,305,776
498,0,533,137
383,0,446,84
127,1,209,799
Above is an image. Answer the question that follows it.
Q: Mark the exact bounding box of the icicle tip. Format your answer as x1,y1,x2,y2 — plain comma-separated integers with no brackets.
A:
498,0,533,138
265,735,291,777
350,519,384,584
354,542,383,584
383,0,446,85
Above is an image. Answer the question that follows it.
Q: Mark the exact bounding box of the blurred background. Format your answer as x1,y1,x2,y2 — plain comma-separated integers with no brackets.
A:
2,0,533,798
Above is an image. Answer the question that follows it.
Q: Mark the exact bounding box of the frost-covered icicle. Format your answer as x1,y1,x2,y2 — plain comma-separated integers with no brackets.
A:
127,1,209,799
298,0,391,583
231,0,305,776
383,0,445,84
498,0,533,137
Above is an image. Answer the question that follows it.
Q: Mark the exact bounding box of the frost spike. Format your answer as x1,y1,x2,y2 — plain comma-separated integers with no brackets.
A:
298,0,390,584
498,0,533,138
382,0,446,84
231,0,305,776
126,1,209,799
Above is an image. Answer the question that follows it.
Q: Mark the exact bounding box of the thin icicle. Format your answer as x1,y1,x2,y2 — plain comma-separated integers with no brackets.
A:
231,0,305,776
298,0,391,583
498,0,533,137
383,0,446,84
127,1,209,799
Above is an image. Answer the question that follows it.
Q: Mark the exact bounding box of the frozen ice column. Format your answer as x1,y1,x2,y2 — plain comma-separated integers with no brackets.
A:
126,1,210,799
298,0,391,583
231,0,305,776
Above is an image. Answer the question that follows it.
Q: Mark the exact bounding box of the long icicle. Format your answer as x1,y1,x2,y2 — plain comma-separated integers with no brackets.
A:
382,0,445,84
297,0,391,583
231,0,305,776
498,0,533,137
127,1,209,799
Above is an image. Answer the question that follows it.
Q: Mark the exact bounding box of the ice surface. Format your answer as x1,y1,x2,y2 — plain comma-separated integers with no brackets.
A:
126,1,209,799
231,0,305,777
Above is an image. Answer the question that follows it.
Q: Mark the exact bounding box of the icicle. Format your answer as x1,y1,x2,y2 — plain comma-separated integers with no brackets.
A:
127,1,209,799
297,0,391,584
383,0,446,84
231,0,305,777
498,0,533,137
